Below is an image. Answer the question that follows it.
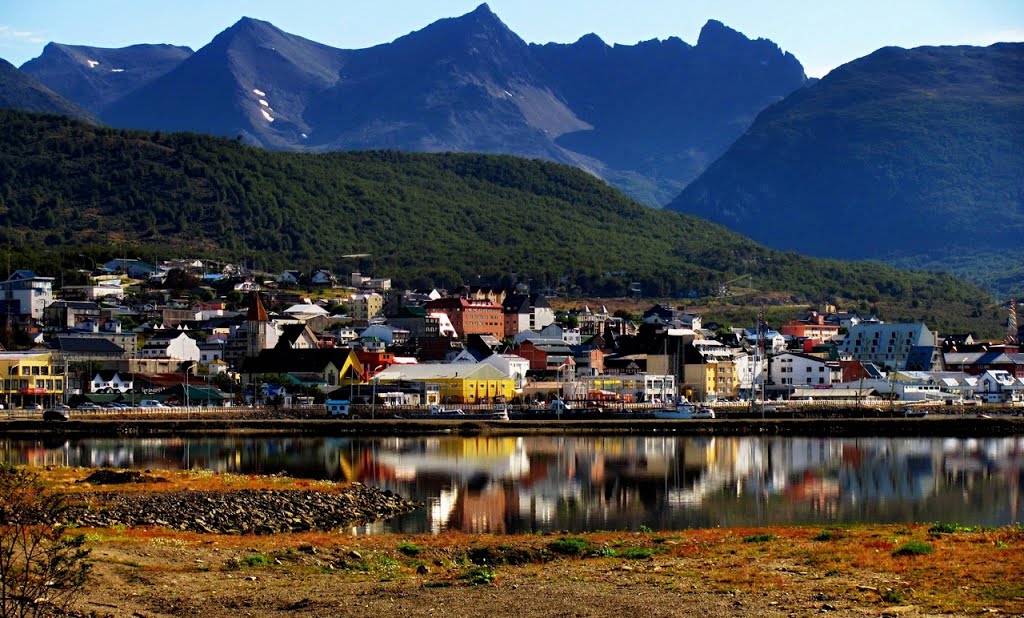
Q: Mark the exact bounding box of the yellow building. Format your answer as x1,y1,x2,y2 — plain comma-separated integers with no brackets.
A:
373,363,514,404
0,351,65,409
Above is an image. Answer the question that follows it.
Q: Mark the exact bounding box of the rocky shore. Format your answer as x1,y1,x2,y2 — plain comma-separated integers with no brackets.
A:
68,482,419,534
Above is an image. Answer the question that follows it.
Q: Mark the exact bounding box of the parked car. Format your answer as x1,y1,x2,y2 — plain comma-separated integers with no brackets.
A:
138,400,166,408
43,408,69,421
75,403,101,410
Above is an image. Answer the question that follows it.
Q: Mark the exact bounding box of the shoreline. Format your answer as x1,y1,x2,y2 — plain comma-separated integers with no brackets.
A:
16,468,1024,616
3,415,1024,437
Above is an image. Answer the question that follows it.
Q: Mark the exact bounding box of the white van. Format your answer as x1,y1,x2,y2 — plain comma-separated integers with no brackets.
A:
138,400,166,408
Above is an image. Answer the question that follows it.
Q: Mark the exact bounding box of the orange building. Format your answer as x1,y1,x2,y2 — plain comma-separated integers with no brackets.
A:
425,297,503,339
781,312,840,344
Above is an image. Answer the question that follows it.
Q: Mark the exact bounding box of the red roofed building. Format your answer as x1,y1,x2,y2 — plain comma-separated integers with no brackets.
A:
782,311,840,344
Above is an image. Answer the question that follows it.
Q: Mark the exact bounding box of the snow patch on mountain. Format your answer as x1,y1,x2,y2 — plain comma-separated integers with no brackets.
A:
252,88,266,96
86,60,99,68
260,108,274,122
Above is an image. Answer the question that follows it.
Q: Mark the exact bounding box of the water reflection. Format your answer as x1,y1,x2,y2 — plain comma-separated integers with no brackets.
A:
3,435,1021,533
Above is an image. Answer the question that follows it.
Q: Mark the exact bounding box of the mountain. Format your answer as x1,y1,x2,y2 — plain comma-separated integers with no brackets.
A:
0,58,93,120
302,4,591,168
101,17,348,148
532,19,807,204
20,43,192,114
0,109,993,335
19,5,807,205
668,43,1024,293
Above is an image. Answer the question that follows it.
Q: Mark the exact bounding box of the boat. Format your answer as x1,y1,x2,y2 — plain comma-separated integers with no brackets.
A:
653,401,715,419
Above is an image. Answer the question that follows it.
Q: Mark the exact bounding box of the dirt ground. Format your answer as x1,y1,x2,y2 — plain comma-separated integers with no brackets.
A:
68,525,1023,618
30,468,1024,618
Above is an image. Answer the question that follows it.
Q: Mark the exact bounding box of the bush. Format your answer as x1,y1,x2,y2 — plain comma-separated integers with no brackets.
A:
619,547,653,559
0,465,92,617
397,542,421,557
892,541,934,557
743,534,777,543
460,567,496,586
928,523,959,534
547,537,591,556
242,553,270,567
813,530,839,542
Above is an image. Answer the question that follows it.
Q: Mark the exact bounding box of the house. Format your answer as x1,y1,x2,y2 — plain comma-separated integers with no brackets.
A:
310,270,337,286
349,293,385,321
839,322,937,370
276,270,303,285
240,348,365,389
44,300,104,329
0,270,55,320
781,311,841,345
577,304,610,336
275,324,319,350
48,336,127,361
372,363,515,404
138,332,201,362
282,303,330,322
502,293,555,338
768,352,843,394
642,305,702,330
102,259,160,279
479,353,530,391
89,370,133,394
0,350,64,409
975,370,1024,403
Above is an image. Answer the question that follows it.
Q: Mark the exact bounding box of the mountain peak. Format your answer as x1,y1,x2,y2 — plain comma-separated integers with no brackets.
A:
696,19,750,49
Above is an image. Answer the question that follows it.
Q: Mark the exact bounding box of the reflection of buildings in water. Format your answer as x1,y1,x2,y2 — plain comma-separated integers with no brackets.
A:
372,437,529,482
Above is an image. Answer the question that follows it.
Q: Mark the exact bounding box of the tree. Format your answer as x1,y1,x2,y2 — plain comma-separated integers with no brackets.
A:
0,465,91,617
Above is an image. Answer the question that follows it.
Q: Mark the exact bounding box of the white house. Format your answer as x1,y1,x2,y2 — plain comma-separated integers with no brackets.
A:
768,352,842,390
89,370,133,394
0,270,54,320
282,304,329,322
975,370,1024,403
138,332,201,362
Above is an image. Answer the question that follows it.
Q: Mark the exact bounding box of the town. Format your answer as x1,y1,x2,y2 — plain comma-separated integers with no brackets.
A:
0,258,1022,415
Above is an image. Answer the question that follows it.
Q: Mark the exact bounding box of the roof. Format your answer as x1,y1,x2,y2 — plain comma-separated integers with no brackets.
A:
283,304,329,316
375,363,512,381
246,292,269,322
241,348,358,375
48,337,126,355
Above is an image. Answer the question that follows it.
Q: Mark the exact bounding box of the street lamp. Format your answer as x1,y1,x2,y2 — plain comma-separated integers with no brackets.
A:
370,365,384,420
184,363,197,419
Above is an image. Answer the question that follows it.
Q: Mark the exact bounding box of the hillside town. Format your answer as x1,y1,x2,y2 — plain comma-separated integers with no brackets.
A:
0,259,1022,413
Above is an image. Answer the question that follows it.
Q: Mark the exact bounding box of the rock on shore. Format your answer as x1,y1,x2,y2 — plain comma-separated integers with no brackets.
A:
68,482,418,534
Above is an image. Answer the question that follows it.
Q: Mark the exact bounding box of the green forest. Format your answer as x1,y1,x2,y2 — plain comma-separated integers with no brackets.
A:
0,110,1002,334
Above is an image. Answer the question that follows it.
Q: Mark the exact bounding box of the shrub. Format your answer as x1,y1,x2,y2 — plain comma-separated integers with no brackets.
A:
743,534,777,543
881,588,906,603
0,465,92,617
242,553,270,567
460,567,496,586
928,523,960,534
892,541,933,557
398,542,422,557
813,530,839,542
548,537,591,556
619,547,653,559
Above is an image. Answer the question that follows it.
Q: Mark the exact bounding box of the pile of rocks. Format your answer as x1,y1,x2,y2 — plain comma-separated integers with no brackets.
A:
68,483,418,534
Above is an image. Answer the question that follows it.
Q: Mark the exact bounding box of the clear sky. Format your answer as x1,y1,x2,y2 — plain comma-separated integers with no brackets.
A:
2,0,1022,77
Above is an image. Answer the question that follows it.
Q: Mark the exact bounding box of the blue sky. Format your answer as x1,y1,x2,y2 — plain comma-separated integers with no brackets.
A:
2,0,1022,77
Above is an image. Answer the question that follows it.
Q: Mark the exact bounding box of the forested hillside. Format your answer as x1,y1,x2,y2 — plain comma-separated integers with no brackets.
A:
0,110,994,332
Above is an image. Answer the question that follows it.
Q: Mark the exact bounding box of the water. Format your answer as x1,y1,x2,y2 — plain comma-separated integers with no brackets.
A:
3,435,1021,533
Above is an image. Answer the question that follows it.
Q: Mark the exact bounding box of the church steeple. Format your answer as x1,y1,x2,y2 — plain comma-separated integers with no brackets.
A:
246,292,271,357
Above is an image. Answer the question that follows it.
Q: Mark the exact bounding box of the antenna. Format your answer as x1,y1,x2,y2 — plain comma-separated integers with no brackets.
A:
342,253,371,273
